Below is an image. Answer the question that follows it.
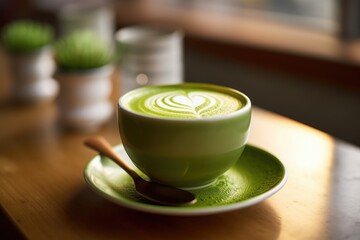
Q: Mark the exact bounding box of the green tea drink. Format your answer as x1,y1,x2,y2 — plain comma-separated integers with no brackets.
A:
118,83,251,189
121,85,243,119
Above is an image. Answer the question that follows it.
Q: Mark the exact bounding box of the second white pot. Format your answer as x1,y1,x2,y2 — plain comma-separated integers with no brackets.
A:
55,65,114,132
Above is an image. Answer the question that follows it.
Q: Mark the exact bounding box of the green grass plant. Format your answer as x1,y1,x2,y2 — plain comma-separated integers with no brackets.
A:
54,30,113,70
1,20,54,53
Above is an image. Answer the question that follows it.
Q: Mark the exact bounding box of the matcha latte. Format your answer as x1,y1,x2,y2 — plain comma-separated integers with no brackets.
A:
120,84,244,119
118,83,251,188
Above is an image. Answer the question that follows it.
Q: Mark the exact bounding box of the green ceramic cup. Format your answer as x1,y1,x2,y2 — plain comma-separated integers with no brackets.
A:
118,83,251,189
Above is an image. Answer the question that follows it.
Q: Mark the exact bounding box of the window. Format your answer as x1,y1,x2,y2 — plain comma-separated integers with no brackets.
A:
166,0,357,37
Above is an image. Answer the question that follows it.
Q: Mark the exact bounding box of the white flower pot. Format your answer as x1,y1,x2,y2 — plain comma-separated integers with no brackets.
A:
55,65,114,131
7,47,58,103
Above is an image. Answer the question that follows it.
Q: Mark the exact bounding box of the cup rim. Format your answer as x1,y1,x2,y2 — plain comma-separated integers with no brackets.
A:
115,24,183,45
118,83,251,122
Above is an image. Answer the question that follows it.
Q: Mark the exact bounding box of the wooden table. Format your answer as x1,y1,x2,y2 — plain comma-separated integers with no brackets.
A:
1,57,360,240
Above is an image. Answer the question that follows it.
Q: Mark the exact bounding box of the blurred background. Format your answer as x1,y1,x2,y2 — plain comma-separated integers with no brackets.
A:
0,0,359,145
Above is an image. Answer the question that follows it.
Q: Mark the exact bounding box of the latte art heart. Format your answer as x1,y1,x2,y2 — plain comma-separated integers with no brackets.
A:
141,91,241,119
121,85,244,119
172,95,206,109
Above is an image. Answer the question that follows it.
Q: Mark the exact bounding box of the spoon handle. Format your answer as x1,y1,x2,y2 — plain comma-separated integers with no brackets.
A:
84,136,140,180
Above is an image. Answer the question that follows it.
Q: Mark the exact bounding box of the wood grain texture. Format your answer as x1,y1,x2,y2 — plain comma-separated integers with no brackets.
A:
0,53,360,239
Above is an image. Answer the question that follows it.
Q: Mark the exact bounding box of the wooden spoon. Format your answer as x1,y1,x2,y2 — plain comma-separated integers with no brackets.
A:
84,136,196,206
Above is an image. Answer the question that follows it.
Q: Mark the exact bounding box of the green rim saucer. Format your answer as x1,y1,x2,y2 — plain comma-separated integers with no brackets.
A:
84,144,287,216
